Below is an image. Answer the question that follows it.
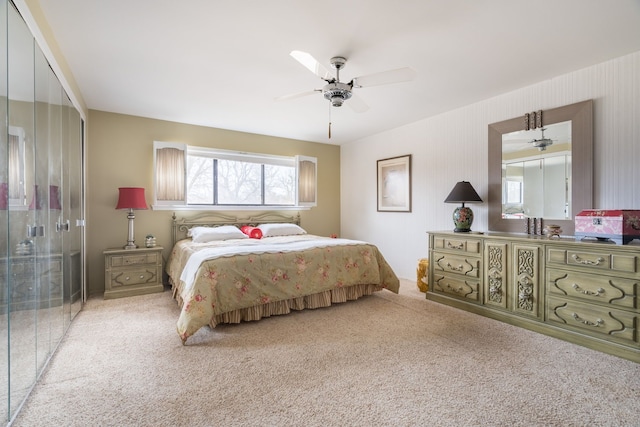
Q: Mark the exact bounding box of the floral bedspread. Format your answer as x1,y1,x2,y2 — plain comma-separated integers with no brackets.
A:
167,235,400,342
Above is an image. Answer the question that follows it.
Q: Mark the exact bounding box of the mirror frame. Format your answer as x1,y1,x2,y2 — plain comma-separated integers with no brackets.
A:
488,99,593,235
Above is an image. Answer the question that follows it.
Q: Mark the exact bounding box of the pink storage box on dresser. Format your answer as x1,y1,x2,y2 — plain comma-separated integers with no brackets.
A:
574,209,640,245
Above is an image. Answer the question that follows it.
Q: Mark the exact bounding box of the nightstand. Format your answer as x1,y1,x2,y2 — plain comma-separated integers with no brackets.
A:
103,246,164,299
0,254,63,312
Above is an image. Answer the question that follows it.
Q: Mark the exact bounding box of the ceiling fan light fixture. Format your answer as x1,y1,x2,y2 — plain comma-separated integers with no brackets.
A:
533,138,553,151
323,82,352,107
529,127,553,151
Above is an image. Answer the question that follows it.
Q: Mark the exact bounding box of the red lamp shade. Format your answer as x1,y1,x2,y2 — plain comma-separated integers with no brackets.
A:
0,183,7,210
116,187,148,210
29,185,44,210
28,185,64,210
49,185,62,210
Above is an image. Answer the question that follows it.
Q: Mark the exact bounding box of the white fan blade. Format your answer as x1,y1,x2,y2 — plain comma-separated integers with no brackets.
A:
346,93,369,113
353,67,416,88
290,50,334,81
275,89,320,102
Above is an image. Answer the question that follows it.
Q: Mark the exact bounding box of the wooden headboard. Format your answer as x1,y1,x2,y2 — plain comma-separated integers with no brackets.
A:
171,211,301,247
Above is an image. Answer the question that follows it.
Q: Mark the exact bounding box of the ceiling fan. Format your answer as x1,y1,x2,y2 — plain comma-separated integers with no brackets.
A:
528,127,554,151
277,50,417,114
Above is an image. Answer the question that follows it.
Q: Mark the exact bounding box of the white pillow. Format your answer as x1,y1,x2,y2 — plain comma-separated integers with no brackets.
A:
189,225,248,243
258,223,306,237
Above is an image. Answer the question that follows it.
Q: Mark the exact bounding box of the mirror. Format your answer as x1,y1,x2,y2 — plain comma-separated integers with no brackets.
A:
501,121,571,220
7,2,38,419
488,100,593,235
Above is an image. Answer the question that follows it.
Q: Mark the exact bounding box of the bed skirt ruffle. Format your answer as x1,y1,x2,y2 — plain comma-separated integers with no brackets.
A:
171,281,383,330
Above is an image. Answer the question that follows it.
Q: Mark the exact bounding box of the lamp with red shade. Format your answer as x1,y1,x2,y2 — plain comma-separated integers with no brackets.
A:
116,187,148,249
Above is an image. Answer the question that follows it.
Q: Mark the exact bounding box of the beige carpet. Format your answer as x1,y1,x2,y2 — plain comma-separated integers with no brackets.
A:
12,279,640,427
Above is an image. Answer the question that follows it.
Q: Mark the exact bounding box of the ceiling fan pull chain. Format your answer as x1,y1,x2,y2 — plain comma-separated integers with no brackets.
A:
328,103,332,139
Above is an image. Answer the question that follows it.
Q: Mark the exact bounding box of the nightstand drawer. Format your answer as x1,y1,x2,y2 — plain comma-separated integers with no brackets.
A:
0,255,64,308
40,258,62,274
9,261,36,276
109,252,158,267
108,267,158,288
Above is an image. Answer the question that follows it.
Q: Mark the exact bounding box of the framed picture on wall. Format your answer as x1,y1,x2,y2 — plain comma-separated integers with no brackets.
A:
377,154,411,212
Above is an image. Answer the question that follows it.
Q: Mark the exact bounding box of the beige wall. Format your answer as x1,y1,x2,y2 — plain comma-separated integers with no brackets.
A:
87,110,340,297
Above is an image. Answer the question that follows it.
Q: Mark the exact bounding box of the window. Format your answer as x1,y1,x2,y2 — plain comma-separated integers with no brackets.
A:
296,155,317,207
505,180,523,204
7,126,26,207
154,143,185,205
153,142,316,209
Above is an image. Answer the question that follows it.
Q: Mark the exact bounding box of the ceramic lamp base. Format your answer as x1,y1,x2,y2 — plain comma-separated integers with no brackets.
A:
452,206,474,232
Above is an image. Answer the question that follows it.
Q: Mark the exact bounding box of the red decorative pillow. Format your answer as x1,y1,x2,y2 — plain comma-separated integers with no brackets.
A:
241,225,263,239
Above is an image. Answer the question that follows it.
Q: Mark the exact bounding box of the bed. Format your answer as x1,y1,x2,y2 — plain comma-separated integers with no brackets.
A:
166,212,400,344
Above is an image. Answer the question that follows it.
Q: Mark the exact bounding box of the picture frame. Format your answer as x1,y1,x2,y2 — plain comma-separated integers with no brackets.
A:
377,154,411,212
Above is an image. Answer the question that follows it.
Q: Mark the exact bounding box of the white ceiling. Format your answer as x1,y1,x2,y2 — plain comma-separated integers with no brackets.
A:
37,0,640,145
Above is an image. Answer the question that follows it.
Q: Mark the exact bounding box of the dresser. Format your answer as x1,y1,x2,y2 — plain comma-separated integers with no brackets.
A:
428,231,640,362
104,247,164,299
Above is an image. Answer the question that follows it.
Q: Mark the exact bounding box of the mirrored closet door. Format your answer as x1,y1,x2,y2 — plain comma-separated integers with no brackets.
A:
1,1,85,424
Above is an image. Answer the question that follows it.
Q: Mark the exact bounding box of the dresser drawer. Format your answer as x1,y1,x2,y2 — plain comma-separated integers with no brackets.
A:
547,268,638,309
432,251,480,278
109,252,158,267
432,236,481,254
547,295,638,347
109,268,158,288
432,273,480,302
547,248,637,274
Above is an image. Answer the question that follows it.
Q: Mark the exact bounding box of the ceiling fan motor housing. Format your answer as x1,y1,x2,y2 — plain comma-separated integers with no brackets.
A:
530,127,553,151
323,82,352,107
284,51,415,114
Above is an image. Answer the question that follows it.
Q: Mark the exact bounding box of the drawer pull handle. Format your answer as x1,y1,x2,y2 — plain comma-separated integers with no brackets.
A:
572,284,605,296
447,242,464,250
446,262,464,272
140,275,145,279
446,284,466,295
571,254,604,266
572,313,603,327
125,276,130,281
